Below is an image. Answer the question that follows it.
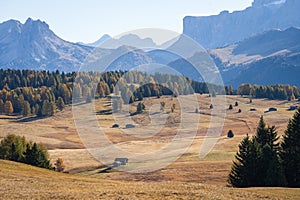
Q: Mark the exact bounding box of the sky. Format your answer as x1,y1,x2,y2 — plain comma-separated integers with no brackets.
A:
0,0,253,43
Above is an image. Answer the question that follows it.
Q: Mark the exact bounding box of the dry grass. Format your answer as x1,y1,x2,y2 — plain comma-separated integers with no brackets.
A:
1,160,299,200
0,95,299,199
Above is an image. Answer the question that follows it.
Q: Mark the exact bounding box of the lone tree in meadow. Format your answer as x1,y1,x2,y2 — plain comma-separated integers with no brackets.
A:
136,102,145,114
235,101,239,107
227,130,234,138
281,107,300,187
55,158,66,172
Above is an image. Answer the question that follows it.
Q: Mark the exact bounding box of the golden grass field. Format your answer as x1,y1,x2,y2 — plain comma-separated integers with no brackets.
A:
0,94,300,199
1,160,300,200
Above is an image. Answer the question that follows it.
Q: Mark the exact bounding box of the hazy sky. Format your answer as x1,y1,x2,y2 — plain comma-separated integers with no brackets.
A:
1,0,253,43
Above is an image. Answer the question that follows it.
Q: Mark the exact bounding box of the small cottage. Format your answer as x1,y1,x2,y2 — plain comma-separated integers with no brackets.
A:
289,105,298,111
114,158,128,166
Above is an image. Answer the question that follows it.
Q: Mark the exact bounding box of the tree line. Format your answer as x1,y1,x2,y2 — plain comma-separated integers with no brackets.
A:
229,108,300,188
0,69,224,116
236,84,300,101
0,134,53,169
2,69,298,118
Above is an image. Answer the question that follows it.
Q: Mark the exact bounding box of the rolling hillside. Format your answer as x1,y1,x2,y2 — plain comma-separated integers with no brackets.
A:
0,160,299,199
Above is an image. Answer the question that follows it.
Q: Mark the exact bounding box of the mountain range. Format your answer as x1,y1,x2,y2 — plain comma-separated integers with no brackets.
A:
210,27,300,87
0,0,300,87
183,0,300,49
0,18,93,72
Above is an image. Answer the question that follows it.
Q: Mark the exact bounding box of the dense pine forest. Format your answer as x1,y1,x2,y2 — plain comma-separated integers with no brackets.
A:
0,69,299,117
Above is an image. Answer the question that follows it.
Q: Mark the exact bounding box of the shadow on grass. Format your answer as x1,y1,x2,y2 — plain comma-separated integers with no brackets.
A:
16,115,47,123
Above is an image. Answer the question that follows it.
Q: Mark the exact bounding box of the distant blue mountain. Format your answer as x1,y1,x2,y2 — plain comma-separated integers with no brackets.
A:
209,27,300,87
79,34,112,47
0,18,93,72
183,0,300,49
0,17,299,87
83,34,157,49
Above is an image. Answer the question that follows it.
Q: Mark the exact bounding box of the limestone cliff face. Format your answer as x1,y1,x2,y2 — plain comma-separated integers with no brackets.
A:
183,0,300,49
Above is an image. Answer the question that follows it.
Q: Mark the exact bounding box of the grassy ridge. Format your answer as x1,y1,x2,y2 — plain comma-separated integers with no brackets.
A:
1,160,299,200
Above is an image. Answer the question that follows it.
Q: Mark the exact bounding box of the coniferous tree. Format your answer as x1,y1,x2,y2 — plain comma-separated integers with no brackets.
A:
254,116,268,146
228,135,258,187
0,134,26,161
229,117,285,187
21,101,31,116
254,117,280,151
260,144,286,186
227,130,234,138
24,142,52,169
57,97,65,111
136,102,145,113
281,108,300,187
0,99,4,113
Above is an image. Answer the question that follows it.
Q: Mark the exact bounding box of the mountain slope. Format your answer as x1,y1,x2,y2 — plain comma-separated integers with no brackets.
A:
81,34,112,47
183,0,300,49
209,27,300,87
0,18,93,72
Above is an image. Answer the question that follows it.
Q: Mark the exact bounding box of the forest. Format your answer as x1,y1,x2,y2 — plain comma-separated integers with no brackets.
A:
0,69,299,117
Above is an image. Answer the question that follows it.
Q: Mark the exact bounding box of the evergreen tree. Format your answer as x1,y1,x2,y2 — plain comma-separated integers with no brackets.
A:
57,97,65,111
228,135,258,187
260,144,286,186
281,108,300,187
136,102,145,113
229,117,285,187
0,99,4,113
24,142,52,169
254,117,280,151
227,130,234,138
50,101,56,116
254,116,268,146
0,134,26,161
21,101,31,116
41,100,55,116
235,101,239,107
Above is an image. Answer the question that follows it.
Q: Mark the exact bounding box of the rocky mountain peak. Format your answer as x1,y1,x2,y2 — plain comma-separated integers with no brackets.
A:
252,0,286,7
